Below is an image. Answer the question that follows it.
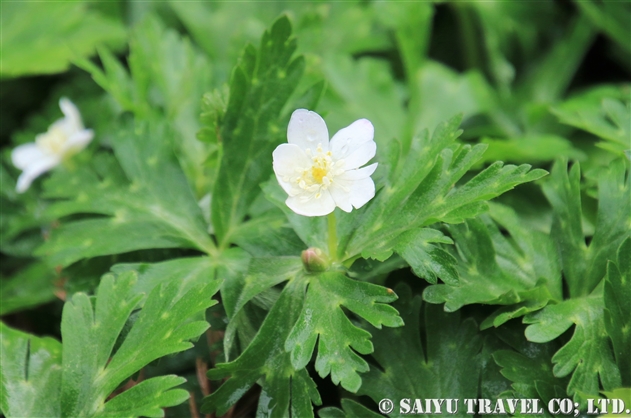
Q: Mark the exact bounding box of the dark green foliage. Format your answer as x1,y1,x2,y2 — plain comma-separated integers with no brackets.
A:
2,3,629,418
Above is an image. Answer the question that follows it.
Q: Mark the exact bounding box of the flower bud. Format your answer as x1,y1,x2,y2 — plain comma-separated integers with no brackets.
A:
301,247,329,272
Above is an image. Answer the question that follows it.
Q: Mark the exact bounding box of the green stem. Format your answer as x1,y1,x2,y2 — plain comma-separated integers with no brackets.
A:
327,212,338,262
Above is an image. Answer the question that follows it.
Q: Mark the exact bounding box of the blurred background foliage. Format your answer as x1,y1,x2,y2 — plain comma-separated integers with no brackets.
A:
1,0,629,416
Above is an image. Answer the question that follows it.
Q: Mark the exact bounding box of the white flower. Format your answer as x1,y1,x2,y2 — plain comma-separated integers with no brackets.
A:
273,109,378,217
11,98,93,193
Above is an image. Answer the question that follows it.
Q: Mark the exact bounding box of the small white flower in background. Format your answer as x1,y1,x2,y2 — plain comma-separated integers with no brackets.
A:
273,109,378,217
11,98,93,193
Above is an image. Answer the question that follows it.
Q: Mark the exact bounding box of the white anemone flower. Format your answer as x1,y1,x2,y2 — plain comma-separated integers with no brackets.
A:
11,98,94,193
273,109,378,217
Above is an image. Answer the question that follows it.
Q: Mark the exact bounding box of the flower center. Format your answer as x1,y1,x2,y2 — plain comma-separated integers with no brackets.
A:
36,126,67,155
311,166,327,183
291,144,346,200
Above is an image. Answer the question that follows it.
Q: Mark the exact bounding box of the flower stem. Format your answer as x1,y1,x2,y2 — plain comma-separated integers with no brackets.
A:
327,212,338,261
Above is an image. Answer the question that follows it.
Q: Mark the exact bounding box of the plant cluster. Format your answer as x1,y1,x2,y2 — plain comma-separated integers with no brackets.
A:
1,1,629,417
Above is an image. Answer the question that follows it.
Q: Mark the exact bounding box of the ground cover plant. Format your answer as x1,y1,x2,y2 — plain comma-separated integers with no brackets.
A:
1,1,629,417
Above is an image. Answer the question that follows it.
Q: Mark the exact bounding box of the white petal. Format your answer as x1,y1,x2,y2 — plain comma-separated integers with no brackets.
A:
286,191,335,217
287,109,329,152
11,143,46,170
330,118,375,168
15,154,60,193
338,163,378,181
273,143,310,196
330,176,375,211
349,177,375,209
328,184,353,212
329,164,378,213
62,129,94,155
59,97,84,132
344,141,376,170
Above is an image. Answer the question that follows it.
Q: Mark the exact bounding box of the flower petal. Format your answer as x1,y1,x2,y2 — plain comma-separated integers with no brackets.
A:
330,118,375,169
273,143,310,196
15,154,60,193
328,184,353,212
286,191,335,217
287,109,329,152
59,97,84,133
338,163,378,181
330,175,375,211
329,163,378,212
62,129,94,155
349,177,376,209
11,143,46,170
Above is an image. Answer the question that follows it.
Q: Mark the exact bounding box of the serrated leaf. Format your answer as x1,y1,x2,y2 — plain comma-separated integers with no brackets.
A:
340,116,547,263
96,376,189,418
552,93,631,154
110,256,218,307
524,285,621,402
358,284,482,416
285,271,403,392
424,204,562,321
492,324,568,415
202,278,321,417
36,120,215,267
60,270,219,416
542,158,630,298
394,227,459,285
211,15,305,244
221,255,302,358
76,16,214,194
604,238,631,386
0,323,62,418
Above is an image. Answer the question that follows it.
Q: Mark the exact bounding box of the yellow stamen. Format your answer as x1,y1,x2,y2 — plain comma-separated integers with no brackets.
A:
312,167,327,183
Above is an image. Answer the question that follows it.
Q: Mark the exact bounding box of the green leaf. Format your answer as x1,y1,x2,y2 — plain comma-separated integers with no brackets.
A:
320,55,405,149
0,2,125,77
36,121,215,267
229,212,306,257
481,134,586,164
212,15,305,244
60,270,219,416
318,399,382,418
575,0,631,53
373,2,433,82
552,92,631,154
524,285,621,401
221,255,302,357
492,324,568,412
262,180,328,250
542,159,630,298
0,322,62,418
601,388,631,417
424,203,562,326
604,238,631,386
110,256,218,307
76,16,214,195
0,262,57,315
341,115,547,262
358,284,483,416
285,271,403,392
202,278,321,417
394,227,459,285
96,375,189,418
518,14,596,103
408,62,494,137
